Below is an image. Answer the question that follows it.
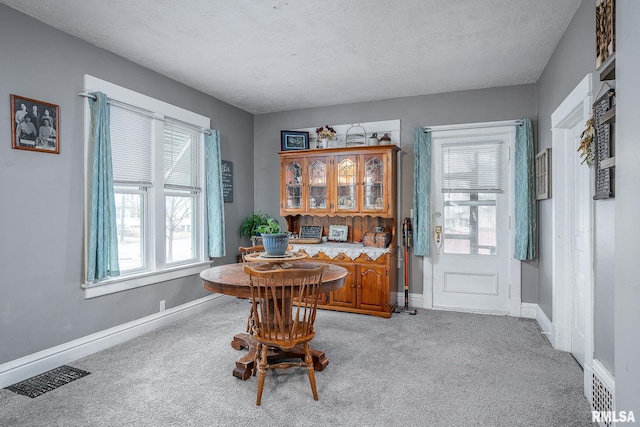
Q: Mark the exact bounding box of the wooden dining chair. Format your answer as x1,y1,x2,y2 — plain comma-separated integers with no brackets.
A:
239,245,297,333
239,245,265,263
239,246,264,334
243,264,326,406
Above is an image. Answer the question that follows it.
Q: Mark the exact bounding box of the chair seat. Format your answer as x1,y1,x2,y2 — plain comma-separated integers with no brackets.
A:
253,327,315,351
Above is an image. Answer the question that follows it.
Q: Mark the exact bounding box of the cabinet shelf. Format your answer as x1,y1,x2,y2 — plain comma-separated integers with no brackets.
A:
281,145,400,218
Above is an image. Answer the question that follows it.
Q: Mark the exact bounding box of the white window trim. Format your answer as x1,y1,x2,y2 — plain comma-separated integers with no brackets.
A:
82,74,210,298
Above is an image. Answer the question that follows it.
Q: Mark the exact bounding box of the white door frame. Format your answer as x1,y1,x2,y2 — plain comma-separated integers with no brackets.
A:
420,120,521,317
550,73,594,400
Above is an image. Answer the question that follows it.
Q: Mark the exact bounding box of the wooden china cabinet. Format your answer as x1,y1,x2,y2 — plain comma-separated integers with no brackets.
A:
279,145,400,318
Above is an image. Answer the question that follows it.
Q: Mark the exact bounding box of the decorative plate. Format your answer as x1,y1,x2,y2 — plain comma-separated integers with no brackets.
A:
259,252,294,259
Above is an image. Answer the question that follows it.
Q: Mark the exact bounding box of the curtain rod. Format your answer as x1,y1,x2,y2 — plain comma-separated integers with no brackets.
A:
424,119,523,133
78,91,212,135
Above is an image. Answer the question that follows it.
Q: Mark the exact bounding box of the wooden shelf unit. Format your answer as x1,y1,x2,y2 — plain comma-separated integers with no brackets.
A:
279,145,400,317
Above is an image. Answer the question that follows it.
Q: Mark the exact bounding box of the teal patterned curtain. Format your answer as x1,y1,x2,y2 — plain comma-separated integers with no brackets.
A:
87,92,120,282
413,127,431,256
514,118,537,260
205,130,226,258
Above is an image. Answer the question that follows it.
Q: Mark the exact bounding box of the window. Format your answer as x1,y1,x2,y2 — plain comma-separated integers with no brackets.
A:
443,193,497,255
83,75,210,297
440,140,504,256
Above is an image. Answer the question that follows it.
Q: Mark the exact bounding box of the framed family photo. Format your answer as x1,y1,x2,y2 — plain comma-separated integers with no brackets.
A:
281,130,309,151
11,94,59,154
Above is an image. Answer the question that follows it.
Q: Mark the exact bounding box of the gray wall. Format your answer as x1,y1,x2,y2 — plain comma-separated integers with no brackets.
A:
615,0,640,414
535,0,596,321
254,86,537,298
536,0,617,372
0,5,254,363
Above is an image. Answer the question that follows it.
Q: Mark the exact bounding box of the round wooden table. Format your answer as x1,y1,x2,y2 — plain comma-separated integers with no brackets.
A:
200,261,348,380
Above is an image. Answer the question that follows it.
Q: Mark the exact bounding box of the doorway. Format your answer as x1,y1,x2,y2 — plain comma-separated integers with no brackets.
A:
430,125,517,315
551,73,594,398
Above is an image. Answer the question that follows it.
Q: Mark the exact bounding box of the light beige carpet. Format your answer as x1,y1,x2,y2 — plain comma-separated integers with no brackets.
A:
0,296,593,426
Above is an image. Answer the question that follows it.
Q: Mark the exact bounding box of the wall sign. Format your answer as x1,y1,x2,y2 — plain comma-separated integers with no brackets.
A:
222,160,233,203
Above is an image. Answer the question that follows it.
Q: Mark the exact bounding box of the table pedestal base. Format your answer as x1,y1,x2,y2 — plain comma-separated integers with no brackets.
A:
230,333,329,380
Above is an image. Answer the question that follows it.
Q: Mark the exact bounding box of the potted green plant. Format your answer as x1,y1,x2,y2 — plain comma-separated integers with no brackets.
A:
239,210,271,243
256,217,289,256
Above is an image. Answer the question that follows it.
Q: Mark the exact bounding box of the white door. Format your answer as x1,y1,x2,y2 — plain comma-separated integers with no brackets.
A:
570,120,591,367
431,127,514,314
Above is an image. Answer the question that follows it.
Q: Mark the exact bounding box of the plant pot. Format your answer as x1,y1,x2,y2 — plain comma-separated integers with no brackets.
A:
260,233,289,256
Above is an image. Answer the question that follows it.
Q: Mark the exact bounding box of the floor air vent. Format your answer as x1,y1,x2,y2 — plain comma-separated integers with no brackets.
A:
5,365,90,398
592,360,615,427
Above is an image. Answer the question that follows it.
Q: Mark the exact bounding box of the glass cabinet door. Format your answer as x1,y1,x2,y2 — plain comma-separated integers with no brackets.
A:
307,156,330,213
336,155,359,212
283,159,304,212
362,153,386,212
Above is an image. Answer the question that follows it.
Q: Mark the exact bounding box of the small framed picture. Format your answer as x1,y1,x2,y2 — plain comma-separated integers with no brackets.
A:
281,130,309,151
300,225,323,240
328,225,348,242
11,94,59,154
535,148,551,200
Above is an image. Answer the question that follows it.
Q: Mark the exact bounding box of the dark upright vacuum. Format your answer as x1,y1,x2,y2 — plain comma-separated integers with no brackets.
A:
396,217,417,315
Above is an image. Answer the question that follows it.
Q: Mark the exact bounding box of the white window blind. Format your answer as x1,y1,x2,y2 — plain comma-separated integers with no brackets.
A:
441,140,504,193
164,119,201,191
110,103,153,186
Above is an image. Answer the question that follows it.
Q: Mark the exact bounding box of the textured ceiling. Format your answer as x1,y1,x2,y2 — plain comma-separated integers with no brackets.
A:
0,0,581,114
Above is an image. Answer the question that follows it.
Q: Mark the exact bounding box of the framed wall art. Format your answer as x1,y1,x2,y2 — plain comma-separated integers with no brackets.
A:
596,0,615,69
281,130,309,151
11,94,59,154
328,224,348,242
535,148,551,200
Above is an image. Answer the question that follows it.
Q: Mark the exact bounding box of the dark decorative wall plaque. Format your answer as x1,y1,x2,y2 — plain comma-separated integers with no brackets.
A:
593,89,615,200
222,160,233,203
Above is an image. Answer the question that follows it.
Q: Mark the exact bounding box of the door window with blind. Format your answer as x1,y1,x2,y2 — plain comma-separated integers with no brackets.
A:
84,75,209,288
440,140,503,255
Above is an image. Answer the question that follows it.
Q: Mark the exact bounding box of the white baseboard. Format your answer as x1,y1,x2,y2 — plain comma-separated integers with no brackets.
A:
397,296,543,318
536,304,554,345
0,294,225,389
520,303,537,319
520,302,554,343
395,292,424,309
592,359,615,393
584,363,593,404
